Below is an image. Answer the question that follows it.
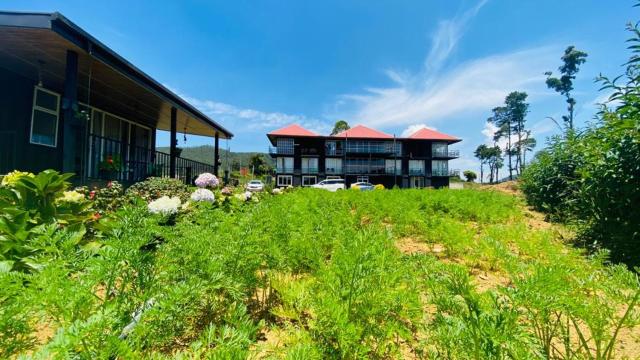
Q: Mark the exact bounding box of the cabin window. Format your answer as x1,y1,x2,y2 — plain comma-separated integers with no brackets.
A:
30,87,60,147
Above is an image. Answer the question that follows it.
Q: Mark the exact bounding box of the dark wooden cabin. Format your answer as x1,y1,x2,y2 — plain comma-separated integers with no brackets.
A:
0,11,233,184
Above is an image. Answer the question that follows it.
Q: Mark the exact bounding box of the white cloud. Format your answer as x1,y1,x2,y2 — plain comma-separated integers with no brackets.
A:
166,86,331,135
336,0,558,130
401,123,436,137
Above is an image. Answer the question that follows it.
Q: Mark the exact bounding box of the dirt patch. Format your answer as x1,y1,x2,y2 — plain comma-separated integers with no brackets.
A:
251,326,286,359
484,181,521,196
395,238,446,256
470,269,511,292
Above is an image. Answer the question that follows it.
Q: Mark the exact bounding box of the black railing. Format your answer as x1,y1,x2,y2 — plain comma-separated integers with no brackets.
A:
430,168,460,177
269,146,294,155
88,134,216,184
432,149,460,158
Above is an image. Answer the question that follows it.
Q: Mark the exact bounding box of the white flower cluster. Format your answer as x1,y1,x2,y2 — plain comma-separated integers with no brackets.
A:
235,191,253,202
148,196,181,215
190,188,215,203
194,172,219,188
272,188,283,195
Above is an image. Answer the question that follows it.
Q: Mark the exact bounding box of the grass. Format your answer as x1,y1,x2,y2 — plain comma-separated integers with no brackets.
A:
3,187,639,359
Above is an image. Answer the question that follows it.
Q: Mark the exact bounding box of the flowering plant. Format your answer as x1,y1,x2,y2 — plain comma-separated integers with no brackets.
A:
148,196,181,216
58,190,85,204
194,172,219,188
1,170,35,187
99,155,122,173
272,188,283,195
190,188,215,203
221,186,233,196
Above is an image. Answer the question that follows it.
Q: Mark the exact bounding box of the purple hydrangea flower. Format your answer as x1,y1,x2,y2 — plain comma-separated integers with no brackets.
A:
194,172,219,188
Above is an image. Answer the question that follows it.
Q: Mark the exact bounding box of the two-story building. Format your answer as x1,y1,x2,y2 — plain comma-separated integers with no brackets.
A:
267,124,460,189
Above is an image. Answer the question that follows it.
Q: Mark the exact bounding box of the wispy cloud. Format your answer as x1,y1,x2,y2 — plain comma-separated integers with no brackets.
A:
166,86,331,135
337,0,558,130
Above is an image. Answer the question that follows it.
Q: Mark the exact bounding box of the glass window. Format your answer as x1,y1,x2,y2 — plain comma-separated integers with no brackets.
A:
302,176,317,186
432,160,448,176
103,113,121,141
385,159,401,174
276,138,294,154
432,142,448,157
277,175,293,186
30,87,60,147
276,157,293,172
301,158,318,173
325,158,342,173
409,160,425,175
91,110,104,136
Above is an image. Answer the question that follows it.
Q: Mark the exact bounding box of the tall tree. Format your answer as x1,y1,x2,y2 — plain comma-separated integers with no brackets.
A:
331,120,350,135
488,106,514,179
485,145,502,183
474,144,489,184
545,46,588,130
504,91,530,175
517,131,536,172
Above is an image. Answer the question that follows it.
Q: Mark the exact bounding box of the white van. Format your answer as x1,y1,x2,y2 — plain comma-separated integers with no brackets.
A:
311,178,345,192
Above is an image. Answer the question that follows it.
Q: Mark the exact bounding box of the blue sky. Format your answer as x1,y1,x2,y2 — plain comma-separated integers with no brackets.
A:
3,0,635,179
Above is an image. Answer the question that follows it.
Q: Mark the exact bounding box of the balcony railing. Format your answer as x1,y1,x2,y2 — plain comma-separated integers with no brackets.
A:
276,167,295,173
302,167,319,174
432,149,460,158
269,146,294,155
344,165,386,174
408,169,425,176
385,167,401,175
325,167,343,174
430,169,460,177
88,134,215,184
325,148,344,156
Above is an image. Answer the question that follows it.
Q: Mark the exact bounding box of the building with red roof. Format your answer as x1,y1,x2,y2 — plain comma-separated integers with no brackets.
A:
266,123,460,189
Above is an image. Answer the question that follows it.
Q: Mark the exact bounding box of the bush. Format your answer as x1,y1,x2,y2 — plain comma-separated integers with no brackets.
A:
521,22,640,267
125,177,190,203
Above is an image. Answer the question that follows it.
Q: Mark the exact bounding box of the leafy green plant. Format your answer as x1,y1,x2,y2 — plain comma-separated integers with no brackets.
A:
125,177,191,203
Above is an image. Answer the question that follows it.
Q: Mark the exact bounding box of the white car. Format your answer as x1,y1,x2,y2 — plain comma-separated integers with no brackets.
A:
246,180,264,192
312,179,345,192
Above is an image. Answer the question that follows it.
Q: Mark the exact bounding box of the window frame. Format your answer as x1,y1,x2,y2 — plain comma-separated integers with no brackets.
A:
29,86,60,148
302,175,317,187
277,175,293,187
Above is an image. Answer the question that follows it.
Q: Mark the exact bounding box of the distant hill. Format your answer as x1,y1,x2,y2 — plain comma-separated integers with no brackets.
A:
156,145,273,170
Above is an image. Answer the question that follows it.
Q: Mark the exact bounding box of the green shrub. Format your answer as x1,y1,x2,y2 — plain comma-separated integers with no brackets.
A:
125,177,191,203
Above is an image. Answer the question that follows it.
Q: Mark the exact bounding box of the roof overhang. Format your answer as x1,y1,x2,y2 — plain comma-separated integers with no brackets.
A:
0,11,233,139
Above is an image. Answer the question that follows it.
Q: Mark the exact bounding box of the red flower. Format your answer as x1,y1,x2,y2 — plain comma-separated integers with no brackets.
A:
107,159,114,164
93,213,101,220
107,181,112,188
89,191,96,200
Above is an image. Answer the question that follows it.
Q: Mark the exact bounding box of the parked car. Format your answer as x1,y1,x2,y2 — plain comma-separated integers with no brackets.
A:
350,182,375,191
312,179,345,192
246,180,264,192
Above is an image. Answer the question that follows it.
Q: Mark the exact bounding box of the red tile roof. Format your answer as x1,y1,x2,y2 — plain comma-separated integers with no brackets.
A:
332,125,393,139
268,124,318,137
407,127,459,141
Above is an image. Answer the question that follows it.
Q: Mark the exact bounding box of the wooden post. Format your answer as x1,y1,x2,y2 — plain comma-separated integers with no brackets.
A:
170,107,177,178
214,132,220,176
62,50,79,175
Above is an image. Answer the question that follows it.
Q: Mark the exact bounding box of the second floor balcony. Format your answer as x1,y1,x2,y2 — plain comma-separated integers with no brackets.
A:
301,167,319,174
269,146,294,156
431,168,460,177
432,149,460,158
408,168,425,176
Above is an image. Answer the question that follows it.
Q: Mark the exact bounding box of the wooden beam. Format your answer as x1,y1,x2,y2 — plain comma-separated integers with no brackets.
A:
170,107,177,178
214,132,219,176
61,49,79,175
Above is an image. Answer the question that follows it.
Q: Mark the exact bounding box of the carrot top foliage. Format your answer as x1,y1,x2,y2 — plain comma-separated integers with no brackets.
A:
1,188,638,359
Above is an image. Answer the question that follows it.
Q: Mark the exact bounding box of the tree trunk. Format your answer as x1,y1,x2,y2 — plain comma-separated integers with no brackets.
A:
480,163,484,184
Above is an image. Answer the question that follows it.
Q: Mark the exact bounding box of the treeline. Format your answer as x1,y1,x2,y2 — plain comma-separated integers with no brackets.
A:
520,21,640,268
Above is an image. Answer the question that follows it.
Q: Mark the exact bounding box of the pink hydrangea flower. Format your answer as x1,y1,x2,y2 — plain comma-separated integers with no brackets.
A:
194,172,219,188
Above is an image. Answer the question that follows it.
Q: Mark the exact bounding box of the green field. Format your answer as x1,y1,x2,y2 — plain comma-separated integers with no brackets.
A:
3,187,639,359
